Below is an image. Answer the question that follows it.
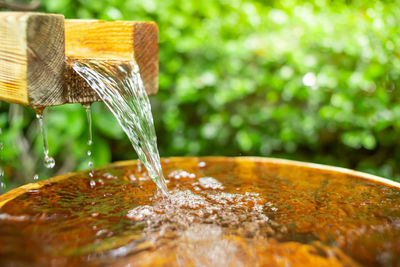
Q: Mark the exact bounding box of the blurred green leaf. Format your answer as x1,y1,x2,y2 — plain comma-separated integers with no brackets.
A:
1,0,400,191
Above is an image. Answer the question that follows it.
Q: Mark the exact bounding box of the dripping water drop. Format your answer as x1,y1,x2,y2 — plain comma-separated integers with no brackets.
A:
83,103,94,177
36,109,55,169
44,156,55,169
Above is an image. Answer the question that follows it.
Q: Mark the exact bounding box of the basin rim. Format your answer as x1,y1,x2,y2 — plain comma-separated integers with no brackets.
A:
1,156,399,208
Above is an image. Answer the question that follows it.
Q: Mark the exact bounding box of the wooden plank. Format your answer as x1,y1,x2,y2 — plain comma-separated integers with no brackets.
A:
65,20,159,104
0,12,28,105
0,14,158,107
65,20,136,61
0,12,65,107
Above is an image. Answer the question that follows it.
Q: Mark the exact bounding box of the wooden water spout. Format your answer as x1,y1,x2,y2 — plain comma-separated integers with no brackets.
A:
0,12,158,107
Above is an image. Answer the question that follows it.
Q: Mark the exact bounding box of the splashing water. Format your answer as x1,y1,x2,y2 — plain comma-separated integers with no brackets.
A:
35,109,55,169
73,60,168,195
83,104,94,177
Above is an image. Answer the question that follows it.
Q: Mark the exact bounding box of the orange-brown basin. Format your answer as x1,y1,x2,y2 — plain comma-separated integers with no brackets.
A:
0,157,399,267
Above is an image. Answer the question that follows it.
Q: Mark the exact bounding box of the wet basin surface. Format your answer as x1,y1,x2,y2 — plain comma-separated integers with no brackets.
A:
0,157,399,266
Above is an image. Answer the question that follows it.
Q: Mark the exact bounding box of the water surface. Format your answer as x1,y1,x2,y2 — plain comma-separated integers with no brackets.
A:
0,157,399,266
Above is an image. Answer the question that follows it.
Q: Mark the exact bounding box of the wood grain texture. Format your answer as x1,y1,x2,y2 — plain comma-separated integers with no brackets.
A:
65,20,158,103
27,13,65,106
133,22,158,96
64,58,101,103
0,12,30,105
0,12,65,107
65,20,136,61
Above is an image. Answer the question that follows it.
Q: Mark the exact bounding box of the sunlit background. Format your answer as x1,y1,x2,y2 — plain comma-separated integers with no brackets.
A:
1,0,400,191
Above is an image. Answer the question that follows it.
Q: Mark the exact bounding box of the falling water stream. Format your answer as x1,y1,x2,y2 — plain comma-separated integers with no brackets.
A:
73,60,168,195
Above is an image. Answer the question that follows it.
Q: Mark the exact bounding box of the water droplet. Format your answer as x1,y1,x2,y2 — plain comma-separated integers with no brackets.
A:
36,109,55,169
83,104,94,171
44,156,55,169
90,180,96,188
33,174,39,180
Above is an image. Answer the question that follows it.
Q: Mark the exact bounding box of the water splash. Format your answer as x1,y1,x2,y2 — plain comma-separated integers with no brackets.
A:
83,104,94,177
73,60,168,195
35,109,55,169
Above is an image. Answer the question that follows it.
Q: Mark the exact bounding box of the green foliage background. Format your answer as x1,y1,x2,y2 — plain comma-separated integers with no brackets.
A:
1,0,400,190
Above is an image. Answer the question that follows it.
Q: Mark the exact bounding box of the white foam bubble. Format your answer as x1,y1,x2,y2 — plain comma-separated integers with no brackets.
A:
197,177,224,190
0,213,29,221
168,170,196,180
96,229,108,236
127,205,156,221
198,161,206,168
128,174,137,181
167,190,207,209
103,173,117,180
